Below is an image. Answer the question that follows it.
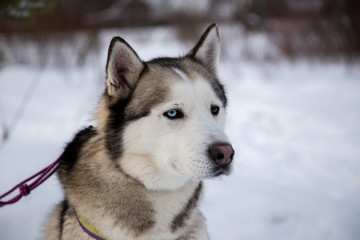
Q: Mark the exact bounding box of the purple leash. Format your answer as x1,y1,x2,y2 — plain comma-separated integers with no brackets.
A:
0,154,61,207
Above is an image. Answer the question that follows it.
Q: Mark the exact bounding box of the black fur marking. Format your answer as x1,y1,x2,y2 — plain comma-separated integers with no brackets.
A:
211,78,228,108
148,57,185,69
59,200,68,240
171,182,203,233
59,126,98,176
105,94,152,161
105,98,131,161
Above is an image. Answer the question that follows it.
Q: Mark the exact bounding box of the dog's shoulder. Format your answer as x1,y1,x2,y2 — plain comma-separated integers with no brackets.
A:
59,126,98,176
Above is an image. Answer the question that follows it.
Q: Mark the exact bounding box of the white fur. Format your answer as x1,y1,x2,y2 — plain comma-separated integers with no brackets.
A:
121,68,231,191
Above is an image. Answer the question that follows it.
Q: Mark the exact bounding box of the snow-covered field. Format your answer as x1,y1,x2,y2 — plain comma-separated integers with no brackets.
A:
1,26,360,240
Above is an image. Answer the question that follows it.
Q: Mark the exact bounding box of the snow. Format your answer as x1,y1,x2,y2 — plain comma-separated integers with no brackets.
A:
203,61,360,240
1,26,360,240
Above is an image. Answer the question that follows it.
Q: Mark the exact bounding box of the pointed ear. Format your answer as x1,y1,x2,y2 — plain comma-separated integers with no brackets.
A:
105,37,144,102
187,23,220,74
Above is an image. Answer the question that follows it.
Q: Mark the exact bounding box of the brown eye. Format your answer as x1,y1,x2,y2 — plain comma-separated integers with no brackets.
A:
210,105,220,116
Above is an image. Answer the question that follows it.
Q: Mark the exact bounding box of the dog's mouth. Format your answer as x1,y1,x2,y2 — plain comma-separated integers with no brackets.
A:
212,165,232,177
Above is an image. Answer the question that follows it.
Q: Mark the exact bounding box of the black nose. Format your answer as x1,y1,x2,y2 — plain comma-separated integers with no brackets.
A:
208,143,235,166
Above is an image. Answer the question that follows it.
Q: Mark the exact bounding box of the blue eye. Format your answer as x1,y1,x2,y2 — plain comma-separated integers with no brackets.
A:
163,109,184,119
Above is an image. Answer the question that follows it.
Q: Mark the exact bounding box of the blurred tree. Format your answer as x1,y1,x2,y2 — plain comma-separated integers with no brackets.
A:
0,0,57,67
0,0,57,24
0,0,359,61
0,42,4,67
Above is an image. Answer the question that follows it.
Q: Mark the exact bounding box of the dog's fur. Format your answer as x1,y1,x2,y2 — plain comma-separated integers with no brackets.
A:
44,24,234,240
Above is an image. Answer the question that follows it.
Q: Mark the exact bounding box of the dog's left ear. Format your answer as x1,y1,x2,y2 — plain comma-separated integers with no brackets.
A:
105,37,144,102
187,23,220,75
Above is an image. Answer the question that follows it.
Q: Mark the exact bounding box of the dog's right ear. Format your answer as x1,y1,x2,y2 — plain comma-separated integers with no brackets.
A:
105,37,144,102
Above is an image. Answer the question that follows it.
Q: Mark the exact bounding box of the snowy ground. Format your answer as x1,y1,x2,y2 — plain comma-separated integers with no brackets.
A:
1,26,360,240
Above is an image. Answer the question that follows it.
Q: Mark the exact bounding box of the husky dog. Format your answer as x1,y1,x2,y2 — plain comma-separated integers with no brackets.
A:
44,23,234,240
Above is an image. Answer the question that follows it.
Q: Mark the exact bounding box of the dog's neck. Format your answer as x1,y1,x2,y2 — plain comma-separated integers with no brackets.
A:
71,154,203,239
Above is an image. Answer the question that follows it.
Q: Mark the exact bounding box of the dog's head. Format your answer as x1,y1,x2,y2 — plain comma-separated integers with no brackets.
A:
96,24,234,190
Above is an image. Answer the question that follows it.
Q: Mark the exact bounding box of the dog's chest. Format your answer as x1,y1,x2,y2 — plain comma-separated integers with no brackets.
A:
148,181,203,237
100,181,203,240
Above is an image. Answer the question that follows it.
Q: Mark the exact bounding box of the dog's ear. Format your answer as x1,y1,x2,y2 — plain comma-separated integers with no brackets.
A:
105,37,144,101
187,23,220,75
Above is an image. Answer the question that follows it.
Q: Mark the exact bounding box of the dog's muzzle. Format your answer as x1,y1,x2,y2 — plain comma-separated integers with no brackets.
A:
207,143,235,177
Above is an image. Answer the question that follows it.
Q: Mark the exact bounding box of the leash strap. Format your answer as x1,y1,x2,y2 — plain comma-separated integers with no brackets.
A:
0,154,61,207
76,212,106,240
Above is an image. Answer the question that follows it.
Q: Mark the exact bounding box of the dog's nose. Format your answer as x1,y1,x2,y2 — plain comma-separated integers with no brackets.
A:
208,143,235,166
